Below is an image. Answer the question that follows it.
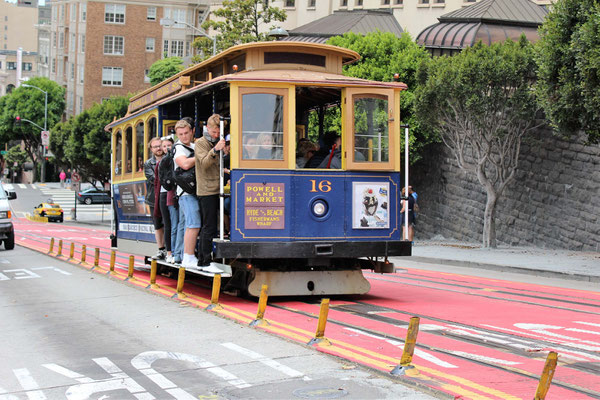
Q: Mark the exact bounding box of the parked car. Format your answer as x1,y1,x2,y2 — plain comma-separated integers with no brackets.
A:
77,188,111,205
0,182,16,249
34,202,63,223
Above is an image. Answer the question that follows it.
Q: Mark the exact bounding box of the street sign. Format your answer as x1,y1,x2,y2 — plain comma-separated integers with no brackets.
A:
72,171,81,182
41,130,50,146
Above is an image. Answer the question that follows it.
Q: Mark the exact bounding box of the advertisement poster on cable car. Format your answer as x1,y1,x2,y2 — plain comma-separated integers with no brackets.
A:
352,182,389,229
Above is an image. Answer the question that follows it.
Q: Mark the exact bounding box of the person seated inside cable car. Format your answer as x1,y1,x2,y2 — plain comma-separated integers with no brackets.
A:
296,138,317,168
305,132,339,168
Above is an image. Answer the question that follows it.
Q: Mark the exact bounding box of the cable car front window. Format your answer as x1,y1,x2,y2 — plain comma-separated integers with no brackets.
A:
353,96,389,163
242,93,284,160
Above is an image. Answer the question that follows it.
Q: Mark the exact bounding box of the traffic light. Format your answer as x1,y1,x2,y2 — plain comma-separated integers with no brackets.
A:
15,116,20,126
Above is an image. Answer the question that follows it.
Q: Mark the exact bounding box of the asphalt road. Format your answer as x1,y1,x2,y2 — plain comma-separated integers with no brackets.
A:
0,246,436,400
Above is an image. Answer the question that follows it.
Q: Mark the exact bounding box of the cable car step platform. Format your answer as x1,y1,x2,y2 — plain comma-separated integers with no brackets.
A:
144,257,232,278
214,240,411,259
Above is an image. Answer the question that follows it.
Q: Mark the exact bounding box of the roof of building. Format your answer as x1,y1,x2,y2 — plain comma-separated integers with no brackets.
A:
286,9,403,43
416,0,548,55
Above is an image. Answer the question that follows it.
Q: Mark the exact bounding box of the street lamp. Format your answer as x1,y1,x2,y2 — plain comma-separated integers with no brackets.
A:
21,83,48,183
268,27,289,41
160,18,216,56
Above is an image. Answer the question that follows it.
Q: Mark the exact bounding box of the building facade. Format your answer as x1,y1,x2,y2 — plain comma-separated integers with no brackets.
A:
0,1,39,95
46,0,208,117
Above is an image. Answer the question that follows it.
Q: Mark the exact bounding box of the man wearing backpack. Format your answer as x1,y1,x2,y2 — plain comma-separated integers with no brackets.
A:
195,114,226,271
173,118,201,270
144,137,166,259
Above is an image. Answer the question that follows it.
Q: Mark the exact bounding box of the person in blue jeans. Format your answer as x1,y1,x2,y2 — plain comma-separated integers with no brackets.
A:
161,137,183,264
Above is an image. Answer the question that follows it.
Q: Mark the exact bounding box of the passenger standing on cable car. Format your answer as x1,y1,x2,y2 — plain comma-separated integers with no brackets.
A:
144,137,166,259
195,114,226,272
173,118,201,270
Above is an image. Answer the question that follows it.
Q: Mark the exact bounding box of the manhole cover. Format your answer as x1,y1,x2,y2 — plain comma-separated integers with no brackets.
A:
292,387,348,399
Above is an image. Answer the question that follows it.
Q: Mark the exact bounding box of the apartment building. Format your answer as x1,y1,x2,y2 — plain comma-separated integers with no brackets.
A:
47,0,208,117
0,1,39,95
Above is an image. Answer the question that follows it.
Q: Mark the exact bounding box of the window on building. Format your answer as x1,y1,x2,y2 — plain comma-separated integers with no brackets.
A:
70,3,76,21
419,0,430,3
70,33,76,51
51,59,56,73
102,66,123,86
60,4,65,21
59,32,64,49
170,40,184,57
4,16,7,22
146,37,155,52
144,69,150,83
163,40,169,57
22,62,32,71
80,34,85,53
81,3,86,21
285,0,295,7
147,7,156,21
186,41,191,57
434,0,445,3
382,0,390,4
105,4,125,24
0,61,2,69
340,0,348,6
393,0,403,4
70,63,74,80
7,62,16,70
52,32,57,48
52,5,57,22
164,8,187,27
104,35,124,55
308,0,316,7
78,96,83,114
78,65,84,83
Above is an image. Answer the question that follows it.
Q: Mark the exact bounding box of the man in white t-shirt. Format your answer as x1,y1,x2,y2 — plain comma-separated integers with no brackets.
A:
173,118,201,270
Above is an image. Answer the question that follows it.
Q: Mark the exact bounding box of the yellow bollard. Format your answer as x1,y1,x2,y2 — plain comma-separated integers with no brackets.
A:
307,298,331,346
57,240,63,257
126,255,135,280
108,250,116,274
69,242,75,259
94,248,100,268
48,238,54,254
250,284,270,326
172,267,186,298
534,351,558,400
80,245,87,264
391,316,421,375
206,274,222,310
149,259,159,289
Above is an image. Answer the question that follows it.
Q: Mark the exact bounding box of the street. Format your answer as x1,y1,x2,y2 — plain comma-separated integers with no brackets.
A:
5,183,600,399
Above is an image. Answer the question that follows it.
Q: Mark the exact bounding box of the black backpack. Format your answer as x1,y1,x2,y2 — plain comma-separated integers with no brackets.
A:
158,147,176,191
173,143,197,195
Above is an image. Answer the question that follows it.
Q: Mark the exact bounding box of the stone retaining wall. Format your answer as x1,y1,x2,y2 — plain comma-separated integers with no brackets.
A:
411,128,600,251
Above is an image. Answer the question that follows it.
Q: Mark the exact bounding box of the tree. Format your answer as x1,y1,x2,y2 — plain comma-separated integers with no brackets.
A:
148,57,184,86
415,38,542,248
535,0,600,144
0,77,65,181
193,0,286,61
50,96,129,186
327,31,434,164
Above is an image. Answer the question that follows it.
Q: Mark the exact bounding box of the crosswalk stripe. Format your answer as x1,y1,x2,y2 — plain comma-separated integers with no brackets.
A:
18,184,27,189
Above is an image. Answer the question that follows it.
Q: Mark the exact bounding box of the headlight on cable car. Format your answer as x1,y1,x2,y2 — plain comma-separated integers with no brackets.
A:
311,200,328,217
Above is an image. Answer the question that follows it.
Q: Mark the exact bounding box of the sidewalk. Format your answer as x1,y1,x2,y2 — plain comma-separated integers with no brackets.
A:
406,240,600,283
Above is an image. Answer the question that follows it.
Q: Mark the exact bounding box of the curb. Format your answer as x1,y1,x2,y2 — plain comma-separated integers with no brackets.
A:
406,256,600,283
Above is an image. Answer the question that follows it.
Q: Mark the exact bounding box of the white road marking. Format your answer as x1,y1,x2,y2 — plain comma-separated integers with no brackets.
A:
344,327,458,368
131,350,251,398
43,362,154,400
3,184,14,190
447,351,521,366
514,323,600,350
566,328,600,336
3,269,41,280
13,368,46,400
0,259,10,264
221,342,308,379
31,267,72,276
0,272,9,281
18,184,26,189
0,385,20,400
574,321,600,328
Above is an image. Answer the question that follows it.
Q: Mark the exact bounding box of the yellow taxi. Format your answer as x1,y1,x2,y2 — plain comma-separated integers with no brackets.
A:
34,202,64,222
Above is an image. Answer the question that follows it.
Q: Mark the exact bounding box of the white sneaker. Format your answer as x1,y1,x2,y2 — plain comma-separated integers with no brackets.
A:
200,264,224,274
181,255,199,270
166,255,174,264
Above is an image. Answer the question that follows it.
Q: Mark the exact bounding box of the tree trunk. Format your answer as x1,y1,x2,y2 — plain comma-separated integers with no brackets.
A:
482,191,498,248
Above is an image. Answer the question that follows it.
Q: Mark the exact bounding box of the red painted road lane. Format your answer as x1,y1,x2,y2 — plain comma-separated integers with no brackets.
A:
12,220,600,399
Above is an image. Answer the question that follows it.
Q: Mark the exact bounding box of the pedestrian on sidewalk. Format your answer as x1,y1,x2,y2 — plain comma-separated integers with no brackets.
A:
66,169,72,188
59,170,66,188
400,186,415,242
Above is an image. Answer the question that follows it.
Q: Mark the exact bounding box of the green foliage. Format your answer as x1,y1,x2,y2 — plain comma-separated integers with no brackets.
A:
50,97,129,185
148,57,184,86
535,0,600,143
327,31,433,163
5,145,29,167
193,0,286,61
0,77,65,180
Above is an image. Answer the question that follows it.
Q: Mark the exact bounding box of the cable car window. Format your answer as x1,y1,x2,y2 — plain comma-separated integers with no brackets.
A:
135,122,144,170
125,126,133,173
115,129,122,175
148,116,157,140
353,95,389,163
241,93,284,160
